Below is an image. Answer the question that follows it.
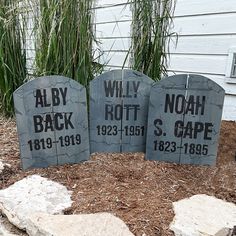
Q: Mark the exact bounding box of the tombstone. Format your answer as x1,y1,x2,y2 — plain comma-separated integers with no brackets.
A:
89,69,153,153
14,76,90,169
146,74,225,165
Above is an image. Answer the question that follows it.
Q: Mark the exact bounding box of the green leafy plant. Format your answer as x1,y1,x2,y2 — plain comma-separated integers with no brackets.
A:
0,1,26,117
128,0,176,81
33,0,99,88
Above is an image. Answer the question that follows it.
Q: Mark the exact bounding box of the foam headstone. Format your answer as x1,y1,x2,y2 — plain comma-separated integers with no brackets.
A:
14,76,90,169
89,70,153,153
146,74,225,165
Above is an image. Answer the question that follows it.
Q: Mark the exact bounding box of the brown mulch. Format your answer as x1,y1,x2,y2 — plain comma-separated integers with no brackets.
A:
0,117,236,236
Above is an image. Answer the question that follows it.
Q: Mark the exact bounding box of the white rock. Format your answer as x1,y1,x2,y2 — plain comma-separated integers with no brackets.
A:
0,160,11,174
26,212,134,236
214,228,233,236
0,222,20,236
0,175,72,230
170,194,236,236
0,162,4,173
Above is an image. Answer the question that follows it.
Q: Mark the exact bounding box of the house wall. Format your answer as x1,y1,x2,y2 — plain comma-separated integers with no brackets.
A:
94,0,236,120
19,1,35,75
169,0,236,121
94,0,131,69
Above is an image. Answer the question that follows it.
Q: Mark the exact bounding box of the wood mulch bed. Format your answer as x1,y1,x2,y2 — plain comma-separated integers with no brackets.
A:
0,116,236,236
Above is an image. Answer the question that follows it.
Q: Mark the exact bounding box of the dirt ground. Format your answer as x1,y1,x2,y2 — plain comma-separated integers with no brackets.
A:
0,116,235,236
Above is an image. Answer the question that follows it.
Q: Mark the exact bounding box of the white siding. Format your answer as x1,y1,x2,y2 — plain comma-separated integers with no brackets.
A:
94,0,131,69
19,1,36,75
174,0,236,16
169,0,236,120
95,0,236,120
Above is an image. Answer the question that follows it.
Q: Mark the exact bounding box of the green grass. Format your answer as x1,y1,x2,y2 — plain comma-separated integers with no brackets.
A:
0,1,27,117
33,0,99,88
128,0,176,81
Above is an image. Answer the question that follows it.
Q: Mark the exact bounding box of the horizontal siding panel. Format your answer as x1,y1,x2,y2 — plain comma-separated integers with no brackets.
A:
95,0,236,22
96,13,236,38
175,0,236,17
174,13,236,35
99,51,129,67
95,5,131,24
96,21,131,38
103,65,129,72
97,38,130,51
168,54,227,75
95,0,236,15
95,0,128,8
97,33,236,55
95,0,236,24
25,39,35,50
170,35,236,55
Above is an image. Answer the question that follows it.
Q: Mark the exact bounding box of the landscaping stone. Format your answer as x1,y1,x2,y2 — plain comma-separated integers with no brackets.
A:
0,175,72,230
0,160,10,174
0,221,20,236
215,227,234,236
26,212,134,236
170,194,236,236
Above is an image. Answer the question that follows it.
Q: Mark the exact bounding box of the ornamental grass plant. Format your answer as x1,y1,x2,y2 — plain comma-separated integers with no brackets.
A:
0,1,26,117
34,0,98,88
129,0,176,81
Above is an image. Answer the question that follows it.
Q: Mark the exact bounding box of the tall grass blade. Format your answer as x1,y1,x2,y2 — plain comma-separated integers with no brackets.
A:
128,0,176,81
0,0,26,117
33,0,99,88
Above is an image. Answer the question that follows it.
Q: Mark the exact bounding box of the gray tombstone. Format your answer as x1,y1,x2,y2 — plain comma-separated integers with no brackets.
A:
14,76,90,169
89,69,153,153
146,74,225,166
